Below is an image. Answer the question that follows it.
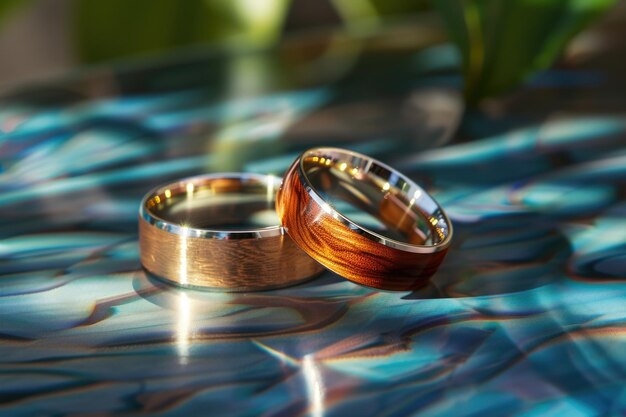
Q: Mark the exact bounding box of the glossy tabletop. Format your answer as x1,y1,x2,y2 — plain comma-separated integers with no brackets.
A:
1,21,626,417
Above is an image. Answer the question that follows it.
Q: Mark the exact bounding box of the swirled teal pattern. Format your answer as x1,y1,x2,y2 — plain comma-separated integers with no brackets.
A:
1,28,625,417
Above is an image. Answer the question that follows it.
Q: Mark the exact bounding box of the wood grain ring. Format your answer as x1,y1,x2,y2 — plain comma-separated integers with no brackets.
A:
139,173,324,291
276,148,453,291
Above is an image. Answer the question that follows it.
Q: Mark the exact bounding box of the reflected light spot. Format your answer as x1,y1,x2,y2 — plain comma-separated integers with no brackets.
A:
302,355,324,417
339,162,347,171
266,176,275,204
382,182,390,191
186,183,195,195
176,291,191,365
165,189,172,199
236,0,278,26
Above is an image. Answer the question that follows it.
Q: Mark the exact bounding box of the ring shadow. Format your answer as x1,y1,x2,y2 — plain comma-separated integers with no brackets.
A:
404,212,573,299
133,209,574,307
131,268,361,341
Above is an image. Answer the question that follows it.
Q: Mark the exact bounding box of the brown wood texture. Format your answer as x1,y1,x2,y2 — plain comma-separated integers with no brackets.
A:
277,160,449,291
139,217,324,291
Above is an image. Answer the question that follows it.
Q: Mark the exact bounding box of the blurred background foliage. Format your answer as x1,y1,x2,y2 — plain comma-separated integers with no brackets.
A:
432,0,617,103
74,0,291,62
0,0,24,26
0,0,617,104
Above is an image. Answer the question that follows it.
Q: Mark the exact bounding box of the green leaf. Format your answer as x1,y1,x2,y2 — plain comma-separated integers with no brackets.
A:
432,0,617,104
72,0,290,63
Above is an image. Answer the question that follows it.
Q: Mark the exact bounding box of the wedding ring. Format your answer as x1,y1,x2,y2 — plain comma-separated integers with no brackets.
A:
139,173,324,291
276,148,453,291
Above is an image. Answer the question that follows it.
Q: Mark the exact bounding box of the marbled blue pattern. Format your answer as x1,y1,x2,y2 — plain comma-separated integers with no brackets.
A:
1,27,625,417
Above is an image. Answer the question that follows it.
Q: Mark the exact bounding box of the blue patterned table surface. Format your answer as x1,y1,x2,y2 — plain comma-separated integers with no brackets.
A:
1,24,626,417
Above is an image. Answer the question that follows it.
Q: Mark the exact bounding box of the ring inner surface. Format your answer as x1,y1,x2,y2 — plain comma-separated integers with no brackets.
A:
302,152,449,246
145,177,280,231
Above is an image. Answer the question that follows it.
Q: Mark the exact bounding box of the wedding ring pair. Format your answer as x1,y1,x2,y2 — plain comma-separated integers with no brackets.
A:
139,148,452,291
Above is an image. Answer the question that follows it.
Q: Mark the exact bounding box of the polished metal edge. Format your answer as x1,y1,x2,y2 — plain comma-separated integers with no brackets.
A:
296,147,453,254
139,172,284,240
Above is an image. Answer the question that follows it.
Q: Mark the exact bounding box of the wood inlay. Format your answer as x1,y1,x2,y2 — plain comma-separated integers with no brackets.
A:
277,155,450,291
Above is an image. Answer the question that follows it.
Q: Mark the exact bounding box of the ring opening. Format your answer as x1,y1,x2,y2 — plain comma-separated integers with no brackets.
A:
301,149,450,246
145,175,280,231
